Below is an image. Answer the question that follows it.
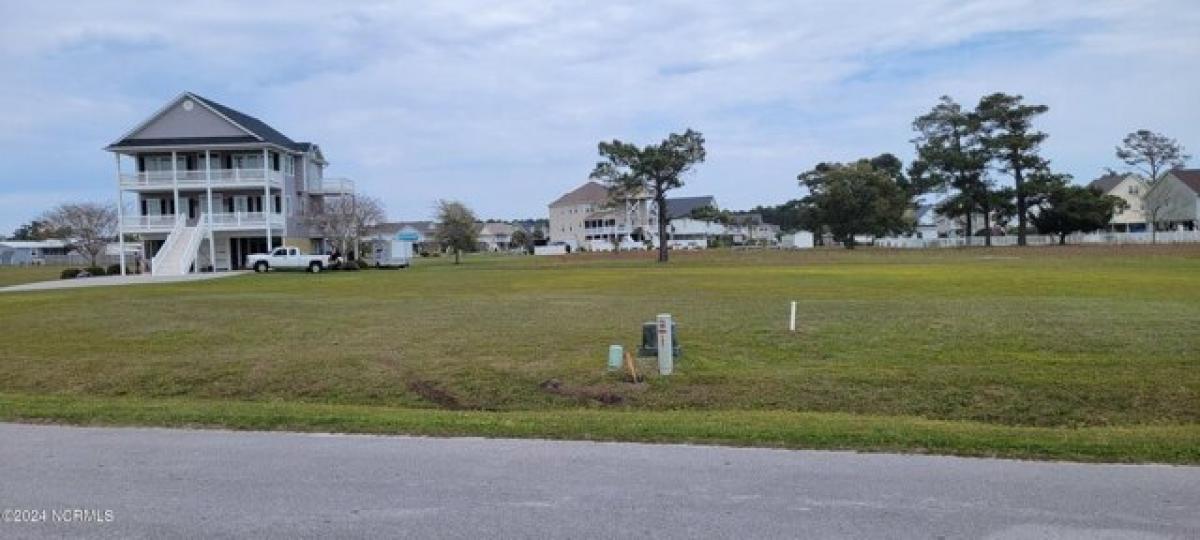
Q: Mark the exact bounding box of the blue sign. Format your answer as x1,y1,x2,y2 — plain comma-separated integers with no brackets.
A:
395,231,420,242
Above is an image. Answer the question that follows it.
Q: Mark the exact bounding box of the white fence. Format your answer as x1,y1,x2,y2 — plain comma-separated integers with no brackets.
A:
875,230,1200,248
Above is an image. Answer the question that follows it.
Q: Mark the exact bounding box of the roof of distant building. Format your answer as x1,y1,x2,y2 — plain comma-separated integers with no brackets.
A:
1088,173,1143,193
478,222,517,236
665,196,717,219
1168,169,1200,194
549,181,611,207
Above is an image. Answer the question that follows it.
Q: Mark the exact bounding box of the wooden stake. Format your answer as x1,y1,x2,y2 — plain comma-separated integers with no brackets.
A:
624,351,640,382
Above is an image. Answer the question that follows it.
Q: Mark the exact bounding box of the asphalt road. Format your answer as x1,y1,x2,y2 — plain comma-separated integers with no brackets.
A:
0,423,1196,539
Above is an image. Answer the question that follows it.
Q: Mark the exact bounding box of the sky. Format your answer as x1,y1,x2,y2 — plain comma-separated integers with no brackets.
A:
1,0,1198,233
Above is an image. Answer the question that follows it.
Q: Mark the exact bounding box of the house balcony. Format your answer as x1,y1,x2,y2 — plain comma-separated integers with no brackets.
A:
583,225,631,236
122,212,285,233
306,177,355,195
119,169,286,190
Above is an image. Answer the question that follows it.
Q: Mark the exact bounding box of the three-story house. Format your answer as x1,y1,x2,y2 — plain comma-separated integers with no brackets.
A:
106,92,354,275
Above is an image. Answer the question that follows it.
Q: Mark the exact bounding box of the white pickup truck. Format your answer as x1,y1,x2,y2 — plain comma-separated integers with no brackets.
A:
246,246,332,273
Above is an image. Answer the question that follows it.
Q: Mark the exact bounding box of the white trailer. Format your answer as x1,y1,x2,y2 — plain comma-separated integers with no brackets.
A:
780,231,815,249
372,236,413,268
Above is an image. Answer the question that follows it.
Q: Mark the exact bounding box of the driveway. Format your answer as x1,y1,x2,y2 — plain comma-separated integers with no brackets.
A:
0,271,245,293
0,423,1196,539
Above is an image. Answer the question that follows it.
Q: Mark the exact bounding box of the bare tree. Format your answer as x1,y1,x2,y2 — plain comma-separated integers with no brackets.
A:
307,194,385,263
434,200,478,264
42,202,117,268
1116,130,1190,242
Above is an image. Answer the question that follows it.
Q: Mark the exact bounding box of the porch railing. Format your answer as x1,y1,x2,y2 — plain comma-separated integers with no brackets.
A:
119,169,286,188
123,212,283,232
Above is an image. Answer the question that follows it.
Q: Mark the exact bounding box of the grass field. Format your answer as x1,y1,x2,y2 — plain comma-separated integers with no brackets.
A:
2,246,1198,462
0,265,67,287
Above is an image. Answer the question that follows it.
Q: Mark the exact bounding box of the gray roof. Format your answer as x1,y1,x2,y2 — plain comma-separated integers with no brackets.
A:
549,182,610,207
109,92,315,153
1169,169,1200,194
665,196,717,219
1088,173,1126,193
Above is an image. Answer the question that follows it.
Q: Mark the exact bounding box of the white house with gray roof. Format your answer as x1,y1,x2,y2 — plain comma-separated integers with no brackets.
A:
106,92,354,274
1088,173,1150,232
548,181,720,251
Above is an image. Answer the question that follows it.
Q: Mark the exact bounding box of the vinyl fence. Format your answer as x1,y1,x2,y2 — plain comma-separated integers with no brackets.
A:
874,230,1200,249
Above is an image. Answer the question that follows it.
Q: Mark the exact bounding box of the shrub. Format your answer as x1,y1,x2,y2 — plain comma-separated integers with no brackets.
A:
60,268,82,279
355,259,369,269
106,264,123,275
84,266,106,277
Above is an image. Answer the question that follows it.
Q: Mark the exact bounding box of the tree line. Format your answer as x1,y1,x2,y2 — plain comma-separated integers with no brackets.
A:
777,93,1189,247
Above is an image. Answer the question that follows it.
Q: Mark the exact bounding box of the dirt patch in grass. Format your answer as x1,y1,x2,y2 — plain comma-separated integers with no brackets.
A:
540,378,641,406
407,380,463,410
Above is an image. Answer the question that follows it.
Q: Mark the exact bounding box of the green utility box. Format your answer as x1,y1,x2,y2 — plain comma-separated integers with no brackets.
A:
637,321,681,357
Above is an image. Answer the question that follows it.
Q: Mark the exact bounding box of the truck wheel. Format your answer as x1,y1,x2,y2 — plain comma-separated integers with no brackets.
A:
309,262,322,273
254,262,268,273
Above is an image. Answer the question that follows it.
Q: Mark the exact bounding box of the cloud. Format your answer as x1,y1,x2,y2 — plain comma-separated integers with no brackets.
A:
0,0,1198,233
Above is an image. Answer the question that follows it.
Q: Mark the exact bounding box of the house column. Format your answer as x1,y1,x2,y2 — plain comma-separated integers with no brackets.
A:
171,150,180,224
205,149,215,271
281,155,288,238
115,154,126,276
263,148,272,250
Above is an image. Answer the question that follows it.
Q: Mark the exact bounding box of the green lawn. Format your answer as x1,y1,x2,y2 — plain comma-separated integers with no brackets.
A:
2,246,1198,462
0,265,68,287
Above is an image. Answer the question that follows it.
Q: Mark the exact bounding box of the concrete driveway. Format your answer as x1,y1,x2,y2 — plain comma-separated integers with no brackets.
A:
0,271,245,293
1,423,1197,539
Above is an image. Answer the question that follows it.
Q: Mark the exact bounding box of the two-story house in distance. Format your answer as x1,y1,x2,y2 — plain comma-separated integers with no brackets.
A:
106,92,354,275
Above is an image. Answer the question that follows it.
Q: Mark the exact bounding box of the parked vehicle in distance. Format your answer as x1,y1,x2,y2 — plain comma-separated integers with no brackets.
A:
246,247,331,273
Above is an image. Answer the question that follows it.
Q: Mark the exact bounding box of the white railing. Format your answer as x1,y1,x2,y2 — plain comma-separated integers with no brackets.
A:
208,212,285,230
120,169,286,188
583,225,630,236
150,215,187,276
178,215,209,273
122,214,179,232
123,212,283,232
874,230,1200,248
312,177,355,194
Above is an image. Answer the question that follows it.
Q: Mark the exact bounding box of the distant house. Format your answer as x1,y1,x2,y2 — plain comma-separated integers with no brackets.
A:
912,200,995,239
1089,173,1149,232
372,221,439,253
724,213,780,245
549,181,647,251
1143,169,1200,231
477,222,517,252
548,182,723,251
0,240,70,266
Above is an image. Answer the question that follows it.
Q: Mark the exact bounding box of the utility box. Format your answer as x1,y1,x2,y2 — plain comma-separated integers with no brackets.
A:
638,321,680,357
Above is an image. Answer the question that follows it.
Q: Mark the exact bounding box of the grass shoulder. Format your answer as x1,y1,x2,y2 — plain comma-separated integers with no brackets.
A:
2,393,1196,464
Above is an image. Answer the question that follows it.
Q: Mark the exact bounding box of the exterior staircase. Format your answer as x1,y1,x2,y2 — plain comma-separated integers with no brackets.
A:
151,215,209,276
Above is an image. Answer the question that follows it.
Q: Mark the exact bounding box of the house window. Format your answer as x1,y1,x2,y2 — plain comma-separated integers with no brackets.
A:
232,153,263,170
1128,185,1139,195
271,152,280,171
273,196,281,214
